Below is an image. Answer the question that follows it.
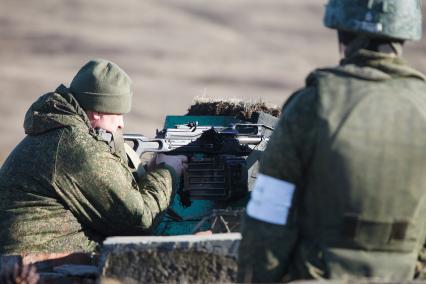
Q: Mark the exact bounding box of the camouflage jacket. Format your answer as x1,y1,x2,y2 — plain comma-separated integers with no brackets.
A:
0,85,177,254
238,50,426,282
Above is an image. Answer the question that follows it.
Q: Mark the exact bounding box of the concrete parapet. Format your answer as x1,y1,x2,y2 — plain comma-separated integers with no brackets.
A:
99,233,241,283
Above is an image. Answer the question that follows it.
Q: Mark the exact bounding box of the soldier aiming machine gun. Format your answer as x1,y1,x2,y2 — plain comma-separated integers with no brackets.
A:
124,122,273,203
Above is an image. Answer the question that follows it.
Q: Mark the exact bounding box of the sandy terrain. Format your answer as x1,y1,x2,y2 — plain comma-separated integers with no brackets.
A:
0,0,425,163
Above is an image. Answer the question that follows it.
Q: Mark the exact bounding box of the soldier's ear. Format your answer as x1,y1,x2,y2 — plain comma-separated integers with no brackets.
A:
86,111,101,121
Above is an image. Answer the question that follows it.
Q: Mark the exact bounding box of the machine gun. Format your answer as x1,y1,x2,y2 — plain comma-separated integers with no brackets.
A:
124,122,272,203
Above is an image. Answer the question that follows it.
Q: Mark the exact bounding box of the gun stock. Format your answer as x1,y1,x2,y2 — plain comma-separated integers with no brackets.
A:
123,134,171,156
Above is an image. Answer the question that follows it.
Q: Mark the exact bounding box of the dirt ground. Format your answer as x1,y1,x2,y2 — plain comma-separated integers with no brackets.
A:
1,0,425,163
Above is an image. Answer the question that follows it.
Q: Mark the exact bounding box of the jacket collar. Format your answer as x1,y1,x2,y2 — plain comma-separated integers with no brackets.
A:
338,49,426,81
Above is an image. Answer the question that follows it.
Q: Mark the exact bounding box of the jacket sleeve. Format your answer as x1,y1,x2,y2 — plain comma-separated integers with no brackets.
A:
136,163,178,229
54,131,178,237
238,87,318,282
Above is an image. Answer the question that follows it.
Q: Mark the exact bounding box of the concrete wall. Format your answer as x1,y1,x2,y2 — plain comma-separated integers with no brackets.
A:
99,233,241,283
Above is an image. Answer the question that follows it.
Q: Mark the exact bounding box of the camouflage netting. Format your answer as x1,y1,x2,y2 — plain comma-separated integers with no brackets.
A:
186,97,281,120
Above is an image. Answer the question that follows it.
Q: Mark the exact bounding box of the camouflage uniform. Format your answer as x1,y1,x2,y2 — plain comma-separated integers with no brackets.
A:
0,85,177,254
238,47,426,281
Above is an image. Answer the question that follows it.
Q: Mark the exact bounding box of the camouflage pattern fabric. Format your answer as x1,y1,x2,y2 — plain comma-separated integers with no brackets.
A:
0,85,177,254
238,49,426,282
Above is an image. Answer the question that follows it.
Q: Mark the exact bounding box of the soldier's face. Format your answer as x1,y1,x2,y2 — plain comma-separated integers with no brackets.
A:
87,111,124,133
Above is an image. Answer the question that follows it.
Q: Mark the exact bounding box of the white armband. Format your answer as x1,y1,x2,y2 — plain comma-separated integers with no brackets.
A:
247,174,295,225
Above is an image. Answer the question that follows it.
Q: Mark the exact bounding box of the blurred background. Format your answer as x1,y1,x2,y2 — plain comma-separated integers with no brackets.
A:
0,0,425,164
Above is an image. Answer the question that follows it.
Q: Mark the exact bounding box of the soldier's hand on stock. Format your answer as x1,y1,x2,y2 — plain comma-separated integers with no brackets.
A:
154,154,188,177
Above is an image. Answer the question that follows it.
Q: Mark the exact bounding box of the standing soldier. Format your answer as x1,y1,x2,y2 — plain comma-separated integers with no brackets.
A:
238,0,426,282
0,59,186,254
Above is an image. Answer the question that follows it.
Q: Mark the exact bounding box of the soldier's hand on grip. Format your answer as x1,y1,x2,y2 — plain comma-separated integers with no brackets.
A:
155,154,188,177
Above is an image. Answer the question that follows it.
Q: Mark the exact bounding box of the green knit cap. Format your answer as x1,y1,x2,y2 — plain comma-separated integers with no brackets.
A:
70,59,133,114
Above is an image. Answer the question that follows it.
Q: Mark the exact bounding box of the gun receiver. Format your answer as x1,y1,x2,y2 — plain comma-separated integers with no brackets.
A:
124,122,272,202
